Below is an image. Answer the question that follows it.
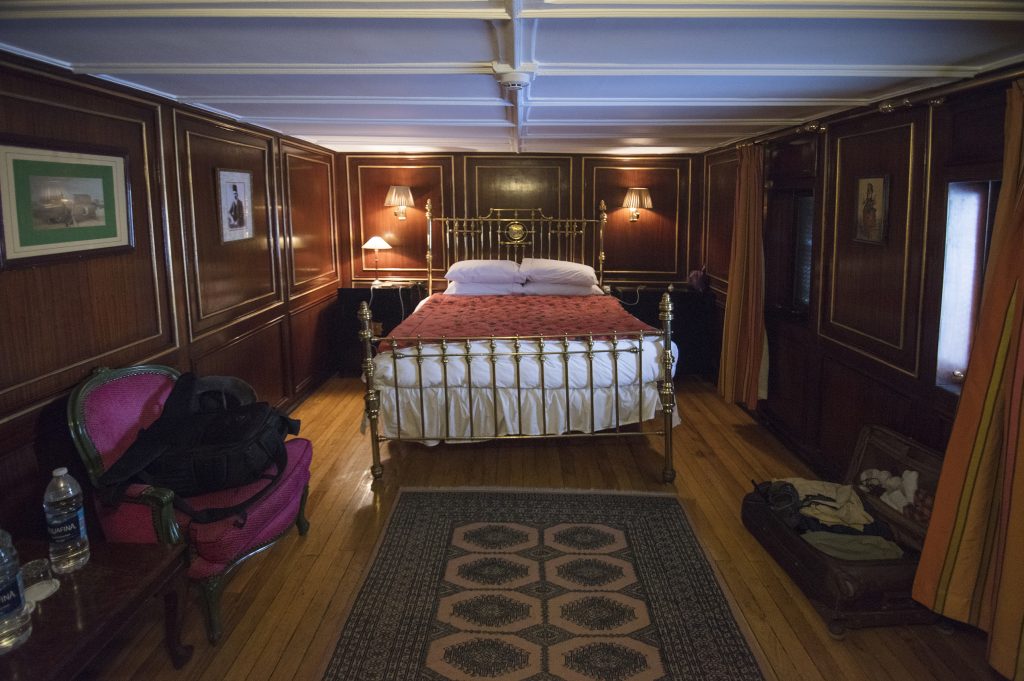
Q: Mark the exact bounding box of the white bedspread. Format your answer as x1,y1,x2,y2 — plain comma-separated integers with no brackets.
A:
370,337,680,441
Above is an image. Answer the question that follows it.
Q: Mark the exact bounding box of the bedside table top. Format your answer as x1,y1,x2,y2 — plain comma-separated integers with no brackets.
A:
340,281,423,291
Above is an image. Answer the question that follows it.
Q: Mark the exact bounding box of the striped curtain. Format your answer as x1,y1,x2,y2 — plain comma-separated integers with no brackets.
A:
719,144,766,410
913,80,1024,680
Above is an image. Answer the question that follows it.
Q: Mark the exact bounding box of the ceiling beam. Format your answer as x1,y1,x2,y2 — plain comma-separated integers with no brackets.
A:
62,60,991,80
3,0,1023,21
0,1,510,20
522,1,1024,21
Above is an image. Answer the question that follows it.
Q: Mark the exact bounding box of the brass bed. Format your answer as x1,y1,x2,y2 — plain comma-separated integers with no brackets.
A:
358,200,677,483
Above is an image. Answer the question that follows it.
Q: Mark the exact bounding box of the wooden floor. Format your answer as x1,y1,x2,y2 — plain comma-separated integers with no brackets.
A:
85,377,1001,681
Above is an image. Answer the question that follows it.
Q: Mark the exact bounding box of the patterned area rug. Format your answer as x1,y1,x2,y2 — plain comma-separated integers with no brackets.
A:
324,489,764,681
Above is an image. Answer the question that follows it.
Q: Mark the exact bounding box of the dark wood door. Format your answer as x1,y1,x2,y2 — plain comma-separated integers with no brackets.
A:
761,187,821,461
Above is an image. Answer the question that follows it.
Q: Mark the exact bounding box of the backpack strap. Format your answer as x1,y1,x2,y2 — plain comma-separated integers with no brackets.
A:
96,372,201,506
171,440,290,526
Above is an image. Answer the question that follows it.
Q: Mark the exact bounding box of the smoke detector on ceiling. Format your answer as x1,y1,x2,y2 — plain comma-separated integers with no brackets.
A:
499,72,533,90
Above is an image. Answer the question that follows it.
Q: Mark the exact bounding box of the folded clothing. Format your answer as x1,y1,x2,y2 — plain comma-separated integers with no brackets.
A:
778,478,875,531
801,532,905,561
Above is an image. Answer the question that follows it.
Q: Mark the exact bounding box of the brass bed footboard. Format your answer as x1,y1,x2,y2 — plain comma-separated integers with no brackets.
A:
359,293,676,483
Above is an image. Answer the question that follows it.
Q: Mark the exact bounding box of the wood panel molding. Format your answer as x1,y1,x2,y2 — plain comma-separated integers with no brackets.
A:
820,109,929,376
703,150,738,294
345,155,455,283
289,295,336,396
464,155,572,218
0,64,175,420
174,111,282,339
582,156,691,282
281,140,338,301
191,316,289,408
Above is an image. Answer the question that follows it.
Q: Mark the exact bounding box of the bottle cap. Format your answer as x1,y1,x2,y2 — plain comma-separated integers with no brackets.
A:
52,467,68,477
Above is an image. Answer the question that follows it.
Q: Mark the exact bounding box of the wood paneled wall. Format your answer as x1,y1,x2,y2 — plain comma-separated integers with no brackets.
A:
702,150,739,294
345,155,456,283
0,56,339,537
466,155,571,217
340,154,697,286
747,86,1008,479
0,62,176,417
821,110,929,376
583,157,691,280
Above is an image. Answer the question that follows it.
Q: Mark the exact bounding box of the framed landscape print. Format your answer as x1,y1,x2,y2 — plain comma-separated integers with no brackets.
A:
216,169,253,243
854,175,888,244
0,143,133,268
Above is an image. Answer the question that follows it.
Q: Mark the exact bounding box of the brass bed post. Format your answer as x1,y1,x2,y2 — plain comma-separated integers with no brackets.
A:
659,293,676,483
426,199,434,296
597,200,607,286
358,302,383,479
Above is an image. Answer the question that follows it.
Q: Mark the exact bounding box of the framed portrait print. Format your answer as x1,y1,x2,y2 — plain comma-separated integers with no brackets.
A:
0,143,133,268
854,176,888,244
216,169,253,243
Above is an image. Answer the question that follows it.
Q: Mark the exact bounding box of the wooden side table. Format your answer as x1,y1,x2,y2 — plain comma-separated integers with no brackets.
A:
0,541,192,681
336,283,425,376
610,285,716,379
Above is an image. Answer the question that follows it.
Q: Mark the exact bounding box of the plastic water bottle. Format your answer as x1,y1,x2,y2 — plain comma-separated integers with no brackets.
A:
0,529,31,654
44,468,90,574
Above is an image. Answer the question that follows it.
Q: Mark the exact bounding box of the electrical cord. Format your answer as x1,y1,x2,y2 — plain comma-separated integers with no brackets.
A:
369,283,408,328
615,286,643,306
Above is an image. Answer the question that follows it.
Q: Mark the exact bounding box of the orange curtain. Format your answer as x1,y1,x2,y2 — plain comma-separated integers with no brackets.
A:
913,80,1024,680
718,145,765,410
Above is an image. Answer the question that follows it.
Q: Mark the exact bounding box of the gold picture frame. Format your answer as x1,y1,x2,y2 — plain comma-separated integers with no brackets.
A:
216,168,253,243
854,175,888,244
0,141,133,269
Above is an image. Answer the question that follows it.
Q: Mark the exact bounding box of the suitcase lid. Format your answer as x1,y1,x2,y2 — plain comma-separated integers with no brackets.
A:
845,425,943,552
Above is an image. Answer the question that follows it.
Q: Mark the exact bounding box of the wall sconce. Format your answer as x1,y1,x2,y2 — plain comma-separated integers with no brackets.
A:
622,187,652,222
384,185,415,221
361,235,392,287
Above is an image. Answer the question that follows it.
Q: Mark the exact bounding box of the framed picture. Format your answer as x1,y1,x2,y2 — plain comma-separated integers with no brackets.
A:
216,169,253,243
0,142,133,268
854,176,888,244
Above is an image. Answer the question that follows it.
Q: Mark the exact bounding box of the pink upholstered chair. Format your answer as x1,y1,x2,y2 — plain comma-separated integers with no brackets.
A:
67,364,312,643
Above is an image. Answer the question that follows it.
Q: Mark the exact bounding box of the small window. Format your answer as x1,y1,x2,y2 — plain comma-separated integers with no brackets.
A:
936,180,999,393
764,189,814,315
792,193,814,310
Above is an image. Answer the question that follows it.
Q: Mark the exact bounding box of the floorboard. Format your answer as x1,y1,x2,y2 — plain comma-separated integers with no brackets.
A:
81,376,1002,681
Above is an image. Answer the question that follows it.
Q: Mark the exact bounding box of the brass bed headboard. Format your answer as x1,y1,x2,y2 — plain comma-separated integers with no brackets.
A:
424,200,608,295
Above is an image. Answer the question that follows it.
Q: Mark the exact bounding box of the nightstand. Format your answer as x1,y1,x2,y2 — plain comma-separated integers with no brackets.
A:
336,283,425,376
610,285,715,379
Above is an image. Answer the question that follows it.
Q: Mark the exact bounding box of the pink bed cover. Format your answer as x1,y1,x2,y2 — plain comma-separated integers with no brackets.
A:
382,294,658,345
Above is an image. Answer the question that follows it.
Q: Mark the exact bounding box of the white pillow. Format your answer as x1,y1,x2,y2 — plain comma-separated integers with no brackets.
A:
520,258,598,286
521,282,604,296
444,259,525,284
443,281,525,295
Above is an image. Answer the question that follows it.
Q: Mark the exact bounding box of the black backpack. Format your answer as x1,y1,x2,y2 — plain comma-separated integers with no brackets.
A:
98,372,301,525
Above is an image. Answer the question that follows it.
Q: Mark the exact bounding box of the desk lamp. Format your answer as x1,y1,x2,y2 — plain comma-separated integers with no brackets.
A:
361,236,392,287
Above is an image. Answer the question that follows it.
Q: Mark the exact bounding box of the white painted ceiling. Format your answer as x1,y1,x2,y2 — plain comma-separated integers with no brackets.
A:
1,1,1023,154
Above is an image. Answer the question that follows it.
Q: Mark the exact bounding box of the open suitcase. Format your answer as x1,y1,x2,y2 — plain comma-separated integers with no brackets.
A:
742,425,943,637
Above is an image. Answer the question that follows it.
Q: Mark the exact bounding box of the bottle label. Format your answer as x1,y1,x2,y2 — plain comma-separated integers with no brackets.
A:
47,507,86,544
0,574,24,618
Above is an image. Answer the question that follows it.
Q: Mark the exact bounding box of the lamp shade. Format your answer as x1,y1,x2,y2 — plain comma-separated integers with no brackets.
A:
622,187,652,210
383,185,415,208
361,236,392,251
